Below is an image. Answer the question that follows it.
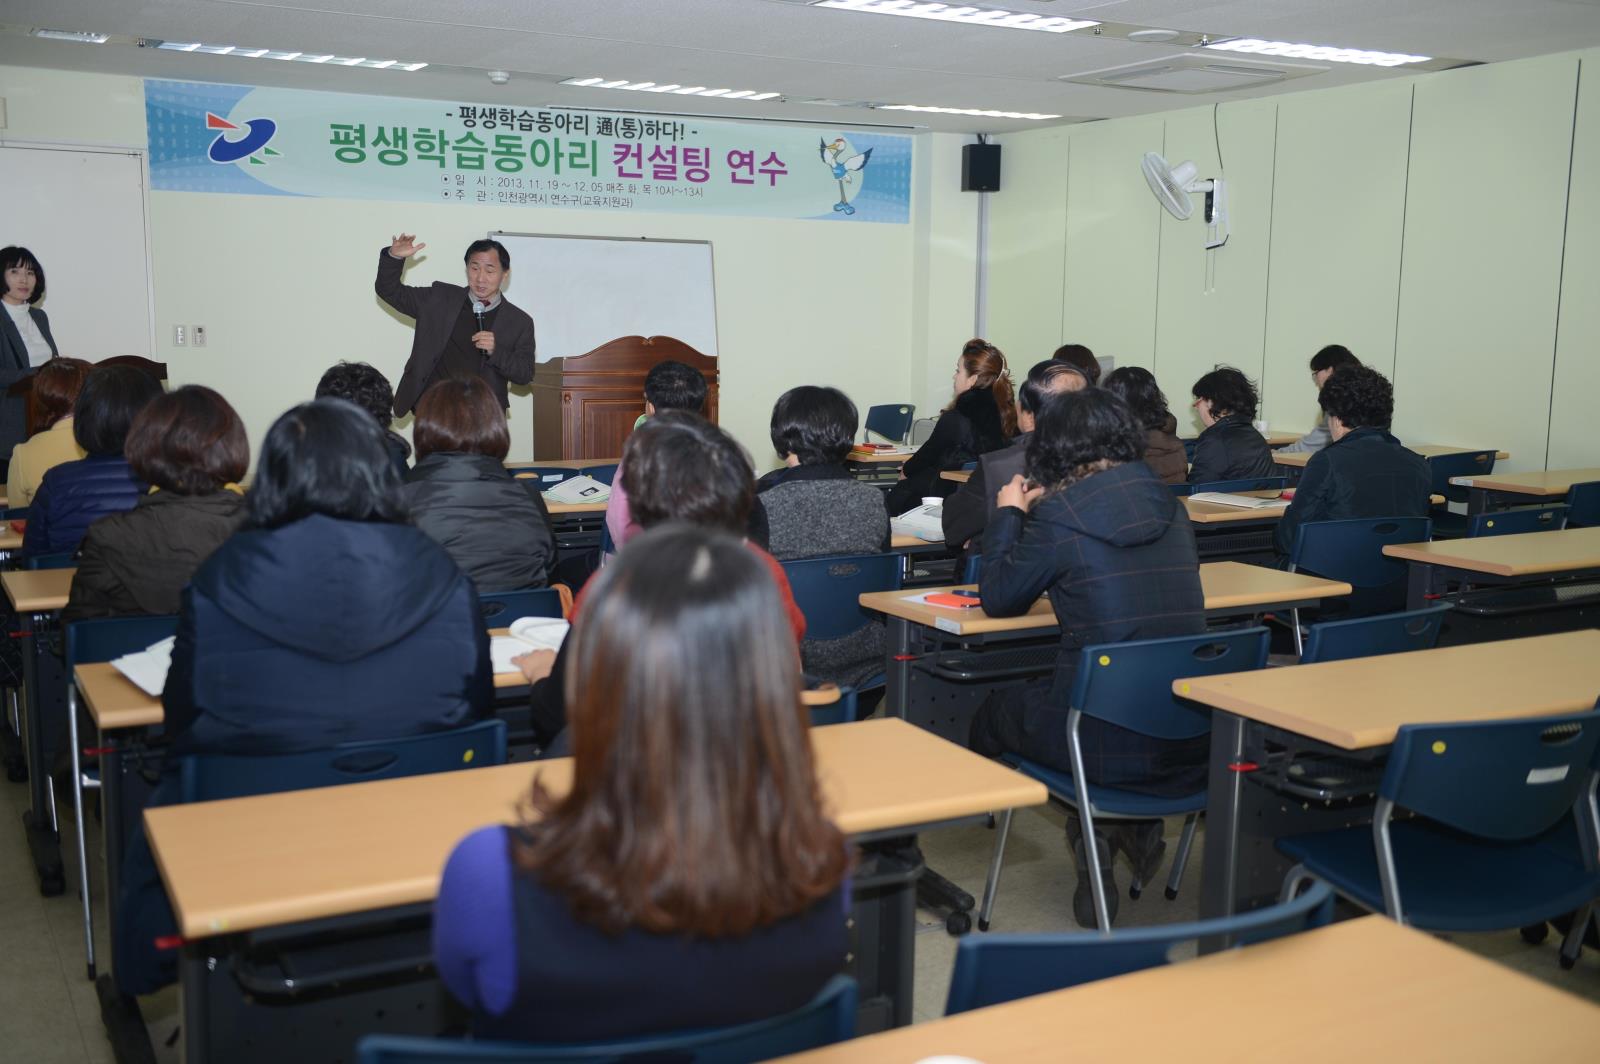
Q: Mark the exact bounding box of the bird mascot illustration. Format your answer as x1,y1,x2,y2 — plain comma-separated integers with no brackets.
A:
819,137,873,215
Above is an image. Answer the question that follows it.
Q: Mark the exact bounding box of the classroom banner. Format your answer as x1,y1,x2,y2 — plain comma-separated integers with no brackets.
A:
144,79,913,223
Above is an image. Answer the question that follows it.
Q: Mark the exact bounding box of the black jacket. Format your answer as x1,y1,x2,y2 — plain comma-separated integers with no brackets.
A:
163,514,492,756
1274,427,1432,557
0,304,58,461
1188,414,1276,484
941,432,1029,549
889,386,1010,514
22,454,145,558
62,490,245,624
981,460,1205,703
403,452,555,591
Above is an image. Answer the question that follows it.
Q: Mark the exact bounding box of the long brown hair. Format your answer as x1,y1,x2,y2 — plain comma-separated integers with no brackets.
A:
955,338,1018,437
28,357,90,432
515,525,848,937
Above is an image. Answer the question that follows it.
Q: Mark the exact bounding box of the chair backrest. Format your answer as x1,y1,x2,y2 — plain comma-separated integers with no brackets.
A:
1425,450,1497,504
356,974,857,1063
25,550,76,570
509,466,582,488
961,553,983,584
1382,712,1600,840
1071,627,1270,741
1565,481,1600,528
1298,604,1451,665
580,464,618,486
1,505,29,521
781,553,902,642
1288,517,1433,617
1171,476,1288,498
807,685,856,728
1466,505,1568,538
478,589,564,626
864,404,914,444
945,880,1334,1015
64,615,179,669
178,720,507,803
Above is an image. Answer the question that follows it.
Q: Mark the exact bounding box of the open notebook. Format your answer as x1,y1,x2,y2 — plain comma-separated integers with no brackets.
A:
543,475,611,504
489,616,571,676
1189,492,1290,510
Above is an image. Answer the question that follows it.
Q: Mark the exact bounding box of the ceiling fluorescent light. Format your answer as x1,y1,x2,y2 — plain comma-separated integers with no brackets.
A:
561,77,783,101
155,40,426,70
812,1,1098,34
1204,38,1430,67
31,29,111,43
878,104,1060,120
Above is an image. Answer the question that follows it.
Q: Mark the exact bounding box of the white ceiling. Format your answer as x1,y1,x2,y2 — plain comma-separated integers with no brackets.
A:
2,0,1599,133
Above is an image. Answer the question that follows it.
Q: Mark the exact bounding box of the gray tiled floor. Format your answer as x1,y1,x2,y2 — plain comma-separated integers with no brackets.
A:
3,758,1598,1061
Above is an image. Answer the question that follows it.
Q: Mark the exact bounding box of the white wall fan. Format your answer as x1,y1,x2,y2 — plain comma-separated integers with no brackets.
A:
1141,152,1228,250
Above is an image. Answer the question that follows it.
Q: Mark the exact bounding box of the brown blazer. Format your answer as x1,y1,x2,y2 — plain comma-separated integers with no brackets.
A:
1144,413,1188,486
375,247,537,415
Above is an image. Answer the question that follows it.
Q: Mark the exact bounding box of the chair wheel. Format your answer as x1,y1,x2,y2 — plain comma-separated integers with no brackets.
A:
946,911,972,936
1129,883,1143,900
977,918,990,932
1164,887,1179,901
1521,923,1550,945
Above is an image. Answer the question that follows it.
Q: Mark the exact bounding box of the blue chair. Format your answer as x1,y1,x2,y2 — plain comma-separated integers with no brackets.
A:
1170,476,1288,497
580,464,618,487
948,880,1333,1014
1466,505,1568,538
1426,450,1498,538
1564,481,1600,528
178,720,507,803
1298,604,1451,665
1285,517,1433,654
864,403,915,444
25,550,76,570
1278,712,1600,967
977,628,1270,932
355,974,857,1063
2,505,29,520
961,553,983,584
62,615,179,980
781,554,902,693
478,589,564,626
806,684,857,728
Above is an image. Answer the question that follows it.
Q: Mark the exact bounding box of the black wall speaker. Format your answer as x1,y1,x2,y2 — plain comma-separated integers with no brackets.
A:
962,143,1002,192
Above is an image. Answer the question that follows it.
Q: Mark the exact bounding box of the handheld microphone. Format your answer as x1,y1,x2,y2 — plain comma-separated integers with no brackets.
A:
471,298,487,354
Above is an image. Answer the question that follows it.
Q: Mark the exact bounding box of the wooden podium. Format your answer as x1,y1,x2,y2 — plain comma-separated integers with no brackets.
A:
6,356,168,437
531,336,718,461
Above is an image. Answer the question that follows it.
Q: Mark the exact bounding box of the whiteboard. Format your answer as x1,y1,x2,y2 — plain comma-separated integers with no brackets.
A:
0,144,153,358
492,233,717,361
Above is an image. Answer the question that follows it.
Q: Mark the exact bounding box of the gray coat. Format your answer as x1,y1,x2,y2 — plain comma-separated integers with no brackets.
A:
0,303,58,461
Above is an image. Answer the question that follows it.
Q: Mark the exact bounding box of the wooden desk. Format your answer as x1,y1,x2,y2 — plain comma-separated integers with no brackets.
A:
1274,443,1511,470
1448,466,1600,514
1383,526,1600,613
0,527,21,554
1181,492,1288,525
1185,629,1600,921
1,566,74,612
505,457,618,471
846,450,912,465
1263,430,1302,448
774,917,1600,1063
940,469,971,484
890,532,942,550
541,498,609,516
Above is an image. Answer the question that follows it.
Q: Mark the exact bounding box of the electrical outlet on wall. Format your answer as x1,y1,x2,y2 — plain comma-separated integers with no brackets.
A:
173,325,187,346
193,325,207,347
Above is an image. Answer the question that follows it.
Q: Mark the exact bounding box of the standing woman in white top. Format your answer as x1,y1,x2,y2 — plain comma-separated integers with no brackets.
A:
0,247,60,477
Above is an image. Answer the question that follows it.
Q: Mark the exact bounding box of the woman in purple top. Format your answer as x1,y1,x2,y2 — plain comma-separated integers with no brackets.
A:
433,524,852,1043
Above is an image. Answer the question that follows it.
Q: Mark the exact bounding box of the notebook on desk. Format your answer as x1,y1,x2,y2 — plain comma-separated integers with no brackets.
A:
489,616,571,676
111,636,176,697
1190,492,1290,510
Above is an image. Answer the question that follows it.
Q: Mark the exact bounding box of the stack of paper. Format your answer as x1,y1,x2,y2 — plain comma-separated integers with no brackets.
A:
111,636,176,697
490,616,571,676
544,475,611,504
891,502,944,542
1189,492,1289,510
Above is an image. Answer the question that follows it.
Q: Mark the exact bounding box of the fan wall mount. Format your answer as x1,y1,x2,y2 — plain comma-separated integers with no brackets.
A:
1141,152,1228,250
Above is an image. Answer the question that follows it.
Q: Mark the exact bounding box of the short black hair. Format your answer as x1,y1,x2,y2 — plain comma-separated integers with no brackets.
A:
315,361,396,429
644,360,708,414
1317,364,1394,431
248,399,409,529
1051,343,1100,385
1102,366,1170,431
0,246,45,304
1309,344,1361,375
72,365,164,457
464,238,510,270
1019,360,1086,417
622,411,752,533
769,385,857,465
1026,389,1145,490
1191,367,1259,421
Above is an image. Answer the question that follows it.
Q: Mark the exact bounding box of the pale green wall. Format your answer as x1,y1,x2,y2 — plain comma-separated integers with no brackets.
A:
988,48,1600,471
0,64,976,469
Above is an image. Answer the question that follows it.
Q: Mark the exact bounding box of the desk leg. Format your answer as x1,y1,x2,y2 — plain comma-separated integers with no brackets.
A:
850,839,921,1034
1198,711,1246,939
180,945,209,1064
67,682,95,980
1405,561,1438,612
885,617,912,720
19,609,63,894
1466,487,1490,516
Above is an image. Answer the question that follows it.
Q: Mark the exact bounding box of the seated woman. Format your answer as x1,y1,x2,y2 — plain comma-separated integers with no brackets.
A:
968,388,1205,928
403,377,555,591
757,385,888,560
1274,364,1430,559
1103,366,1186,486
63,387,248,624
163,397,491,756
6,356,89,507
315,361,412,478
436,525,850,1043
22,364,163,558
885,338,1015,516
1187,367,1275,484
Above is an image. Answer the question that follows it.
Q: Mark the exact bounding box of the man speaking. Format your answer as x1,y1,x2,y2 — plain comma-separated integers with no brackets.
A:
376,234,536,416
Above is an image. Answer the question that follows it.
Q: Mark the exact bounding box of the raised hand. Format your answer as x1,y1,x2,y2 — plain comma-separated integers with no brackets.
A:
389,233,427,259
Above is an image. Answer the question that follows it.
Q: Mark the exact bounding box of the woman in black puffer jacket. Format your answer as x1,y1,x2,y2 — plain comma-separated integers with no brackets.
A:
885,338,1016,516
402,376,555,591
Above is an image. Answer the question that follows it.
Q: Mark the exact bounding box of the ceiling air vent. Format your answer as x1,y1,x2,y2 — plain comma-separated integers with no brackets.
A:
1061,54,1326,93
